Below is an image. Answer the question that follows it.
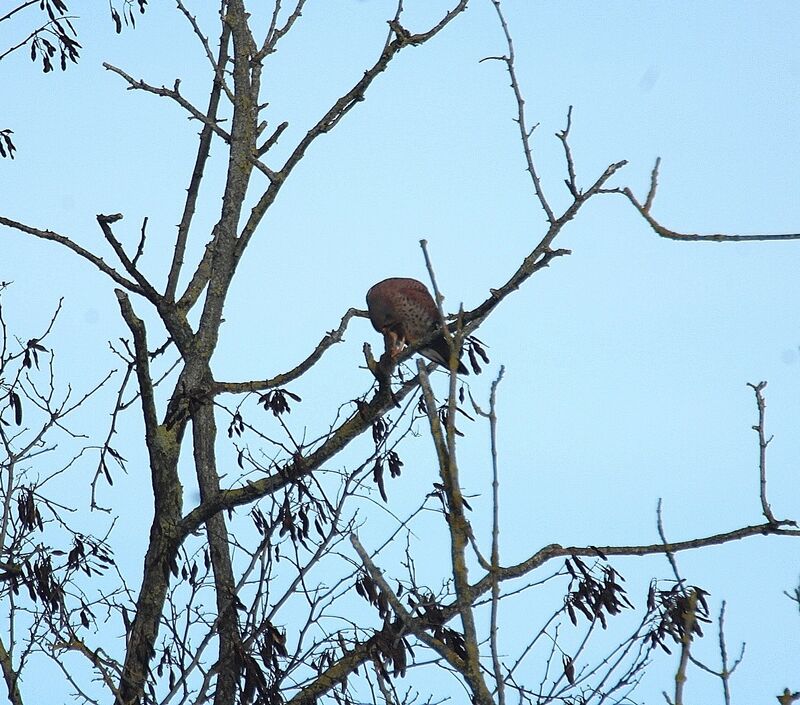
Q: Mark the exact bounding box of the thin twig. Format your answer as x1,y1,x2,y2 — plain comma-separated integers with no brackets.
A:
257,120,288,157
419,238,460,372
644,156,661,212
96,213,161,303
102,63,233,144
0,1,37,25
258,0,307,59
473,367,507,705
484,0,555,223
747,381,778,524
131,217,148,268
175,0,234,103
556,106,578,198
656,499,682,584
717,602,739,705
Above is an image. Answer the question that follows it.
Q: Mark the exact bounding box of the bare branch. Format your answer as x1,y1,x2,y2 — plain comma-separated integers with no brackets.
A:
717,602,742,705
0,27,39,63
419,238,454,350
131,217,148,268
212,308,365,395
464,520,798,614
258,0,307,59
102,62,234,144
484,0,555,223
113,290,184,704
175,0,234,103
52,639,120,700
235,1,470,261
472,367,507,705
96,213,161,304
91,360,134,513
167,17,233,302
460,159,626,335
619,187,800,242
556,105,579,198
256,120,288,157
747,381,778,524
657,499,683,584
0,217,144,294
644,156,661,212
416,360,492,705
179,365,429,536
0,1,37,26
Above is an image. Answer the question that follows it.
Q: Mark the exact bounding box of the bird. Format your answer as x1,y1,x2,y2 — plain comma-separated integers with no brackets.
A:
366,277,468,374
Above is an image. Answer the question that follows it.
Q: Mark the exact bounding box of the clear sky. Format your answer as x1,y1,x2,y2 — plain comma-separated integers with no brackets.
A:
2,2,799,703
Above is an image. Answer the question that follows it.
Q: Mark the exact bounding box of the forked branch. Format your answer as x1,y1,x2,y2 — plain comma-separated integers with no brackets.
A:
0,217,144,295
618,161,800,242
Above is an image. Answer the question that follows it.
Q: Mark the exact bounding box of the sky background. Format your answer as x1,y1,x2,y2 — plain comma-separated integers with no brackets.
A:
2,1,800,703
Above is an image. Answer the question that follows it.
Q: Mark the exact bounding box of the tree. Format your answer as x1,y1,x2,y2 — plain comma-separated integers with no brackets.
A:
1,2,799,704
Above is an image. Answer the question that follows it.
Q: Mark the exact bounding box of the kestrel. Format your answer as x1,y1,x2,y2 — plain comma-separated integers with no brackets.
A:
366,277,468,374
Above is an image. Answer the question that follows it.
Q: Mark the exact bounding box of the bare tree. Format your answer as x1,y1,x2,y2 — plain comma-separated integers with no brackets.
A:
0,2,798,705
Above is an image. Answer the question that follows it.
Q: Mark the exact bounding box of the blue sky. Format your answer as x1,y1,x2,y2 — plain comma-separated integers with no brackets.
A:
2,1,799,703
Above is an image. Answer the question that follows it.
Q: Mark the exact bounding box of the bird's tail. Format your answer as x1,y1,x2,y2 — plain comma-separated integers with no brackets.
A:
421,336,469,375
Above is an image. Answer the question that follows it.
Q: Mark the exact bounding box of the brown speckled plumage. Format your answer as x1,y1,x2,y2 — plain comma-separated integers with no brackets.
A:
366,277,468,374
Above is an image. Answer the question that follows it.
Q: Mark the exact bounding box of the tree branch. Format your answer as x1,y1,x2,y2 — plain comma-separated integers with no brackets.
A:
211,308,365,395
178,365,430,538
485,0,554,223
417,360,493,705
350,533,467,672
257,0,307,60
114,291,185,705
175,0,234,104
96,214,161,304
472,367,507,705
0,217,144,295
102,62,233,144
619,185,800,242
233,0,470,262
747,381,778,524
464,521,798,615
166,16,232,302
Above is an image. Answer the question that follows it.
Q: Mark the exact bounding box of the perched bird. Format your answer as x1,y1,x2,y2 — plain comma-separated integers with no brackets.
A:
366,277,468,374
